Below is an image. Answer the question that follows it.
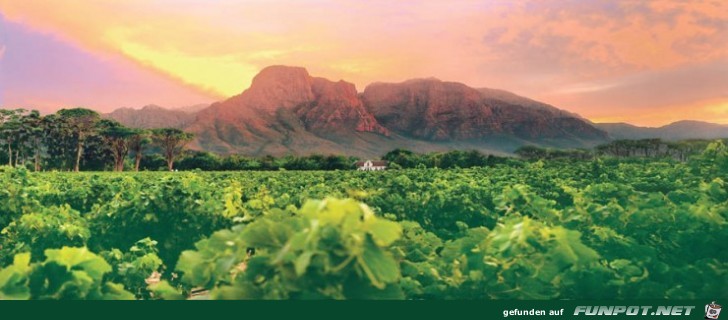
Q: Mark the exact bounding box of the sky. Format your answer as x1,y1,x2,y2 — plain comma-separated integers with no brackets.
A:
0,0,727,126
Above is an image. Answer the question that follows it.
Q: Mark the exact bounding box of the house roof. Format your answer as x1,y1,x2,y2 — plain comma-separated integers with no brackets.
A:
355,160,388,167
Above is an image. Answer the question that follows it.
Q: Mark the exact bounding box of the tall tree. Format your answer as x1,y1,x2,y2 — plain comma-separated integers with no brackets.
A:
382,148,417,168
129,130,151,172
57,108,100,172
151,128,194,171
99,120,137,171
0,109,27,166
41,114,75,170
19,110,44,171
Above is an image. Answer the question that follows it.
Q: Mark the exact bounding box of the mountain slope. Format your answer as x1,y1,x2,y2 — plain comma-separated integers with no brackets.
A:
174,103,209,114
185,67,608,156
595,120,728,140
362,78,607,143
108,66,610,157
105,105,194,129
477,87,586,120
185,66,392,156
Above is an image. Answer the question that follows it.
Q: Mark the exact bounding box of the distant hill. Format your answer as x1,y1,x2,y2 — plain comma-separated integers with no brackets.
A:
174,103,209,114
595,120,728,140
104,105,194,129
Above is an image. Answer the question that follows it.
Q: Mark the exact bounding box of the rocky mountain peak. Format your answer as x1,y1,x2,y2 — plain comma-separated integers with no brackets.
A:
153,65,609,156
240,65,315,111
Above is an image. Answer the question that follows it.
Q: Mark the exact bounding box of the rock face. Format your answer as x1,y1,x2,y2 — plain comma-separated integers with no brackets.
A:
297,78,389,136
186,66,390,155
361,78,607,142
112,66,610,156
235,65,315,112
362,79,493,140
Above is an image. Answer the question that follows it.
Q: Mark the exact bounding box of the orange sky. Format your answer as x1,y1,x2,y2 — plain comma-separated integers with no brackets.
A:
1,0,727,126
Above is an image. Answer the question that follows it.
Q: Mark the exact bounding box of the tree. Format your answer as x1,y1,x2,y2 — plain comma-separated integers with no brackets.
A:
177,151,220,170
129,130,151,172
99,120,137,171
383,149,417,168
694,140,728,176
323,155,352,170
515,145,547,160
80,132,115,171
138,154,167,171
0,109,27,166
20,110,44,171
151,128,194,171
41,114,75,170
57,108,101,172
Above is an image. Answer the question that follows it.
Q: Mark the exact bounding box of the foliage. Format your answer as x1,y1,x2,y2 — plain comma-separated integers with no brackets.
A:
101,238,164,299
57,108,102,172
383,148,507,169
0,142,727,299
0,247,134,300
0,205,90,264
175,198,403,299
151,128,194,171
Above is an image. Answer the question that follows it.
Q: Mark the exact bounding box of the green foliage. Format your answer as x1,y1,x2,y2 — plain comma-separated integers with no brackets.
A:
383,148,505,169
176,198,403,299
0,143,727,300
86,172,234,266
0,247,134,300
515,145,593,161
101,238,164,299
0,205,90,264
151,128,194,171
0,253,32,299
391,221,446,298
0,166,39,229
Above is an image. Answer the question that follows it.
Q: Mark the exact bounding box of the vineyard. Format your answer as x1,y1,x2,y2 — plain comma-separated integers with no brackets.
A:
1,142,727,300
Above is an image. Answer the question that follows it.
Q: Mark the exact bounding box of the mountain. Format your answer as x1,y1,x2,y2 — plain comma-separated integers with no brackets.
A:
181,66,607,156
595,120,728,140
103,66,609,156
174,103,209,114
105,105,194,129
477,87,581,118
186,66,399,156
361,78,607,143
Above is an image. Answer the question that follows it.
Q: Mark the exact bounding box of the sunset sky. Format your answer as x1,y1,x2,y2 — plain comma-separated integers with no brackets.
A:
1,0,727,126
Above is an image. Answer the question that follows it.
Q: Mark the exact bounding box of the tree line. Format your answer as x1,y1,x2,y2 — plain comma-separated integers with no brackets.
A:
0,108,193,172
1,107,517,172
0,107,384,172
382,149,511,169
170,152,360,171
514,139,724,162
4,107,721,171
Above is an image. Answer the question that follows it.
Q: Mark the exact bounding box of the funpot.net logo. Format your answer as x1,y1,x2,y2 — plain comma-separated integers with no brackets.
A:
705,301,721,320
569,301,720,318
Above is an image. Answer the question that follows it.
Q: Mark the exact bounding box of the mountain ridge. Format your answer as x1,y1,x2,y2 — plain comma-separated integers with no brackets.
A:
105,104,194,129
594,120,728,140
105,65,626,156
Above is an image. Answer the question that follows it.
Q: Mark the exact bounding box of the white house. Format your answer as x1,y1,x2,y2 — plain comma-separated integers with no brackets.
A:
355,160,388,171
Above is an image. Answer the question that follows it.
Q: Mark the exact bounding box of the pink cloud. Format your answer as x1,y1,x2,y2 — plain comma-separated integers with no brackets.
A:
0,0,726,125
1,18,218,112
